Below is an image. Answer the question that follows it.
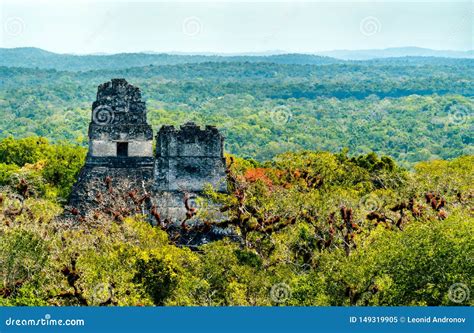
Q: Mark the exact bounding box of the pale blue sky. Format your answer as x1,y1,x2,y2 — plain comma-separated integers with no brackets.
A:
0,0,472,54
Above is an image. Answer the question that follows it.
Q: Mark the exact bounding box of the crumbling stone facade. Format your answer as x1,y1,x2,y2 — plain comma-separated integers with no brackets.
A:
69,79,226,224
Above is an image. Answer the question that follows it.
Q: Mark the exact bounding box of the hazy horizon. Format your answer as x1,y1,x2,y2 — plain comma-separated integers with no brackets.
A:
2,45,473,57
1,0,472,54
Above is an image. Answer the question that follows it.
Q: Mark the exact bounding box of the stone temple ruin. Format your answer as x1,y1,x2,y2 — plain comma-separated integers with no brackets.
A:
68,79,227,227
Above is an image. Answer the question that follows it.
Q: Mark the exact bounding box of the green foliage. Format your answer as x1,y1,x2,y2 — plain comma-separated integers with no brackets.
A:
1,57,472,165
350,152,396,172
0,137,472,306
235,249,263,268
311,211,473,306
0,137,86,199
134,257,177,305
0,163,19,184
1,51,472,306
0,229,50,305
0,137,50,165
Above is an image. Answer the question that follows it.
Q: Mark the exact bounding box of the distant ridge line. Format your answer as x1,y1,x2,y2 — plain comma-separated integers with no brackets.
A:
0,47,472,72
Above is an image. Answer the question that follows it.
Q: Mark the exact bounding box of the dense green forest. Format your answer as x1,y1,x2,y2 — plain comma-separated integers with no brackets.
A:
0,49,472,166
0,50,472,306
1,47,471,71
0,137,472,306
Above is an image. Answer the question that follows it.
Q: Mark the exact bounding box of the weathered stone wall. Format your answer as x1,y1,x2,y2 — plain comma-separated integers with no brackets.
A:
69,79,227,226
68,164,154,216
155,122,227,192
70,79,155,215
87,78,153,161
128,141,153,157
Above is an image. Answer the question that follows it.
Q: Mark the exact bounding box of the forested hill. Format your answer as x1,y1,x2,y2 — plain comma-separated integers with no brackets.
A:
0,47,341,71
0,50,472,165
319,47,473,60
1,47,472,71
0,49,473,307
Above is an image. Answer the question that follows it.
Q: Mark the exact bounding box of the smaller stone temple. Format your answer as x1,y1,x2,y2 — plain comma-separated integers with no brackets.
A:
69,79,227,224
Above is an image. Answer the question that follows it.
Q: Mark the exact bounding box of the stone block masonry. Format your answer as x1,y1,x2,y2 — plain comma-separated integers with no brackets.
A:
68,79,227,224
155,123,226,192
